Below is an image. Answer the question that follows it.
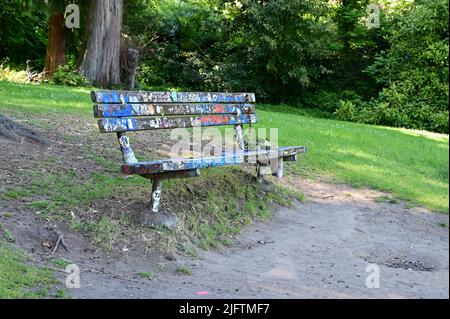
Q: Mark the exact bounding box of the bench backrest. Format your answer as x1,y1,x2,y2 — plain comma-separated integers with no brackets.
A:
92,90,257,165
92,91,257,133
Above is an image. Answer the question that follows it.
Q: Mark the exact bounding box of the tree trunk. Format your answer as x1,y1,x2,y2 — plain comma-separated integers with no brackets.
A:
43,0,67,77
79,0,123,88
120,36,139,90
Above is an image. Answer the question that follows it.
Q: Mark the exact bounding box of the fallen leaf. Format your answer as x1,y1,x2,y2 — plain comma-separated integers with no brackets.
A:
42,241,52,249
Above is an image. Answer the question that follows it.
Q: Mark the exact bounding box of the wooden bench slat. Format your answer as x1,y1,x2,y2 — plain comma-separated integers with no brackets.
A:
121,146,307,175
98,114,258,133
93,103,256,118
92,91,256,104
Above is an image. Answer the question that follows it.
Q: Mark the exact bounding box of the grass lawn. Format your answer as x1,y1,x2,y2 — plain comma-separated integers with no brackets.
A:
256,104,449,213
0,81,448,213
0,241,58,298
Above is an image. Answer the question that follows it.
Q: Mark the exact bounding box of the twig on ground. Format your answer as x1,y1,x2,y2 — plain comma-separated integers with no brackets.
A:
52,233,69,255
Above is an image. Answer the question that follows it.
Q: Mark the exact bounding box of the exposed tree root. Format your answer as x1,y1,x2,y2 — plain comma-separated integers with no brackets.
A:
0,115,50,146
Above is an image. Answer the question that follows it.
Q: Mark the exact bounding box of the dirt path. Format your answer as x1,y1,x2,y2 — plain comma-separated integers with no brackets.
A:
62,179,449,299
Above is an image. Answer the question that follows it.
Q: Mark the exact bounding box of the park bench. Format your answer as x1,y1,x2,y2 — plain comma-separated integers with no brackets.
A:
92,90,306,225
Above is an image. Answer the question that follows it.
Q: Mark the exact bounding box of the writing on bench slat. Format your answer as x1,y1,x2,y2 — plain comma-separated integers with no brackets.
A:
93,103,256,118
91,91,256,104
98,114,258,133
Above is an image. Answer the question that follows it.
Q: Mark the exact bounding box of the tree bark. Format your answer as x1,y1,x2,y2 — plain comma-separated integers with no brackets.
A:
43,0,67,77
120,36,139,90
79,0,123,88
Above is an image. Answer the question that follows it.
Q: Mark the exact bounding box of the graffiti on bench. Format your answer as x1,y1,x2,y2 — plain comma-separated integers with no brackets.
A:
92,91,256,104
98,114,257,133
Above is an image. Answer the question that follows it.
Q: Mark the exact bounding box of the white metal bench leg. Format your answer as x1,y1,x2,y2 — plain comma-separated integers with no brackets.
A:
276,157,284,179
150,179,163,213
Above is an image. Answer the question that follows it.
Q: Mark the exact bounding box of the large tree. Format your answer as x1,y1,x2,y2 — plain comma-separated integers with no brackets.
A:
43,0,67,77
79,0,123,88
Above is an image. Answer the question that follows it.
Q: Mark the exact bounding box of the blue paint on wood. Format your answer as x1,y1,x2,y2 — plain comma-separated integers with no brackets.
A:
121,146,307,175
98,114,258,133
93,103,255,118
92,91,256,104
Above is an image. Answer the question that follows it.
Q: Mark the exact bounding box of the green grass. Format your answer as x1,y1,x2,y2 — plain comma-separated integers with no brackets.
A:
2,212,14,219
2,229,16,243
0,81,92,116
71,217,120,254
374,195,399,204
0,242,57,298
175,265,192,276
52,258,71,269
255,104,449,213
137,271,155,280
164,167,297,250
438,222,448,229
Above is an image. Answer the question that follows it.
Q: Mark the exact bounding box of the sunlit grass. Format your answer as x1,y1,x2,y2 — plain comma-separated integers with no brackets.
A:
0,80,92,115
0,242,57,298
256,104,449,213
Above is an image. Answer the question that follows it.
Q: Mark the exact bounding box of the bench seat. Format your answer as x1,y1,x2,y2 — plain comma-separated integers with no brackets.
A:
121,146,307,176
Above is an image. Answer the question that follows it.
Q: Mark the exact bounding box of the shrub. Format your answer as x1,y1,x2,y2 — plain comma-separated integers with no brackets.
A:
365,0,449,133
335,100,357,122
0,64,29,83
51,64,88,87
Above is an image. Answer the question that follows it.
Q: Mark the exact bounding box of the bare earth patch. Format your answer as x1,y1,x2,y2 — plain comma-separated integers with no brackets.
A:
0,112,448,299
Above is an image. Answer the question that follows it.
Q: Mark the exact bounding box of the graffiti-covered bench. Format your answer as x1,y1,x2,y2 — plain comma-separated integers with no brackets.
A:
92,90,306,226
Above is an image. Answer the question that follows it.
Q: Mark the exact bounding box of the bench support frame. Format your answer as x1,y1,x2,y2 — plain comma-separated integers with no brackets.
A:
150,179,163,213
117,132,138,164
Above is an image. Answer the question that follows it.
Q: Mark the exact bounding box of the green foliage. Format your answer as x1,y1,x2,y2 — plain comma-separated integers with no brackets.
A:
0,64,29,83
0,0,48,70
125,0,225,90
302,89,364,113
0,0,448,133
50,63,89,87
335,99,357,122
365,0,449,133
327,0,388,98
126,0,339,101
229,0,339,102
124,0,448,132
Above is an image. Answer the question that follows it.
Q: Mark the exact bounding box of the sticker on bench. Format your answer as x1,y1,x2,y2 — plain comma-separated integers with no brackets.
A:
91,91,256,104
93,103,255,118
97,114,258,133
